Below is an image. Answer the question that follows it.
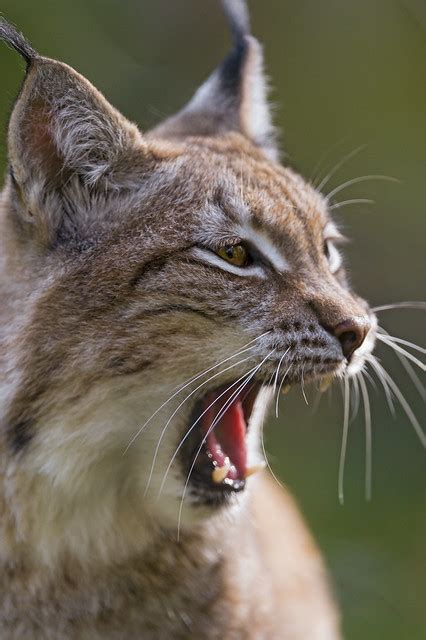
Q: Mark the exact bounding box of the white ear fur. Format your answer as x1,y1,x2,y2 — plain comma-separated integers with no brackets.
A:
150,36,278,161
8,58,146,192
238,37,277,160
5,57,149,247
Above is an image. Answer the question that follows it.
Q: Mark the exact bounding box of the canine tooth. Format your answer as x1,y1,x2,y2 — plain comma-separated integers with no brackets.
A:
281,385,291,395
245,462,267,478
320,375,334,392
212,462,231,484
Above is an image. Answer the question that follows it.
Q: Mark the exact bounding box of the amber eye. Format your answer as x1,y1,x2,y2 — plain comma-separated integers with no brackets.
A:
216,243,250,267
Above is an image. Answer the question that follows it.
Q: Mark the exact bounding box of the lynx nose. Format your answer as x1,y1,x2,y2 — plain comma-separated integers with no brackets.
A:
334,317,370,361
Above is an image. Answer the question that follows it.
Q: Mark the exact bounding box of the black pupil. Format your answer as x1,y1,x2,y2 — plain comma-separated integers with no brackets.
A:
225,245,235,258
323,240,330,259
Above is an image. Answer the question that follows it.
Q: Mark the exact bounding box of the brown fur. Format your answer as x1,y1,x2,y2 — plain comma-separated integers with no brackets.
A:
0,474,340,639
0,5,378,637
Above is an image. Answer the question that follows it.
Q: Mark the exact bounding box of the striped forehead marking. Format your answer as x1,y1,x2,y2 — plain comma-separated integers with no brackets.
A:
238,222,290,273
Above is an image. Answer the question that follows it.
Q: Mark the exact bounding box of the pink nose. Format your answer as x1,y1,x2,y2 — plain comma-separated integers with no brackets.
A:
334,317,370,361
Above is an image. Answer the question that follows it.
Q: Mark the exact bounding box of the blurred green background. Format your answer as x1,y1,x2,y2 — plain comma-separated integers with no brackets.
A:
0,1,424,637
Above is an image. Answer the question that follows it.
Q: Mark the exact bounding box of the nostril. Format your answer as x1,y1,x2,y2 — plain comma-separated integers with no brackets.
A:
339,330,358,359
334,318,370,361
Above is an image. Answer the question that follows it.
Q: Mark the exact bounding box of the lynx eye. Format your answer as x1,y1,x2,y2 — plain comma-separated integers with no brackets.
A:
216,243,251,267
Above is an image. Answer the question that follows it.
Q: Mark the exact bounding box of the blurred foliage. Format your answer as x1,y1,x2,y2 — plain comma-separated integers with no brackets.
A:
0,1,425,638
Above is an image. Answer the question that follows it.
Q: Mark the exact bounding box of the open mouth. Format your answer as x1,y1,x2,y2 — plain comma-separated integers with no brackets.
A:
179,356,342,504
181,381,263,502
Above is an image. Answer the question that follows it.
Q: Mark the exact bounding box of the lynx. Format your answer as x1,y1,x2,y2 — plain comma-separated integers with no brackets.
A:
1,0,409,638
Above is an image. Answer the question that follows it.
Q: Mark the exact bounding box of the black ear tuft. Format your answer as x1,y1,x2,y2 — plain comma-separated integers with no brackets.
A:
0,18,39,67
150,0,278,160
221,0,251,44
3,27,147,248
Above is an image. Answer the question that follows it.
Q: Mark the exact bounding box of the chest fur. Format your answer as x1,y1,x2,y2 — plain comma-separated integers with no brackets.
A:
0,530,275,640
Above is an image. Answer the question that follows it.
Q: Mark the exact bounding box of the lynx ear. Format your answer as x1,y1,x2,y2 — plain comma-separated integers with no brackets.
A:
150,1,278,160
8,59,145,189
0,20,146,244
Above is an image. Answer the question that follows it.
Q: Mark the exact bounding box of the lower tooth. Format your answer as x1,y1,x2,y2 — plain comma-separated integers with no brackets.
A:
320,375,334,392
245,461,267,478
212,462,231,484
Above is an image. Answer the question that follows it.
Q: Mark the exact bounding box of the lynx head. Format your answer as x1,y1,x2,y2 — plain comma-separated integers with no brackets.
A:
0,2,376,562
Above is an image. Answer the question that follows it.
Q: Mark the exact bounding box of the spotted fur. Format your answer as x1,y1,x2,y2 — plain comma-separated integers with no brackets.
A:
0,3,377,638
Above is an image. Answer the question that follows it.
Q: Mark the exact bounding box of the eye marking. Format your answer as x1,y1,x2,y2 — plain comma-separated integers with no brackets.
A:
191,222,289,277
216,243,252,267
236,224,290,273
323,239,342,274
189,247,266,278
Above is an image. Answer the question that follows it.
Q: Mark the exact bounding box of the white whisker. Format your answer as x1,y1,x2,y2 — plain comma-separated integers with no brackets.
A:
261,412,284,491
363,368,377,391
393,352,425,401
316,144,366,192
359,373,372,501
368,356,426,446
326,175,399,202
377,335,425,371
143,354,255,496
338,376,351,505
176,350,275,540
329,198,375,211
398,356,426,401
273,348,291,418
377,332,426,355
301,367,309,405
177,376,251,540
124,332,270,454
350,374,361,423
378,328,425,400
368,355,396,415
276,364,293,417
309,136,349,186
157,364,259,498
372,301,426,313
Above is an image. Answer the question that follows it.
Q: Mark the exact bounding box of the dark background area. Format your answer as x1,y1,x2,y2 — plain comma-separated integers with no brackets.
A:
0,1,424,637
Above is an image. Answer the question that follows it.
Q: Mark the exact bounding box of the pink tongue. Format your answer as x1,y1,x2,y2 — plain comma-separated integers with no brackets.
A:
201,390,247,481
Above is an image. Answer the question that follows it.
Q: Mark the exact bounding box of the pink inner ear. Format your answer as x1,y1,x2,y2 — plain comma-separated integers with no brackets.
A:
22,99,63,179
